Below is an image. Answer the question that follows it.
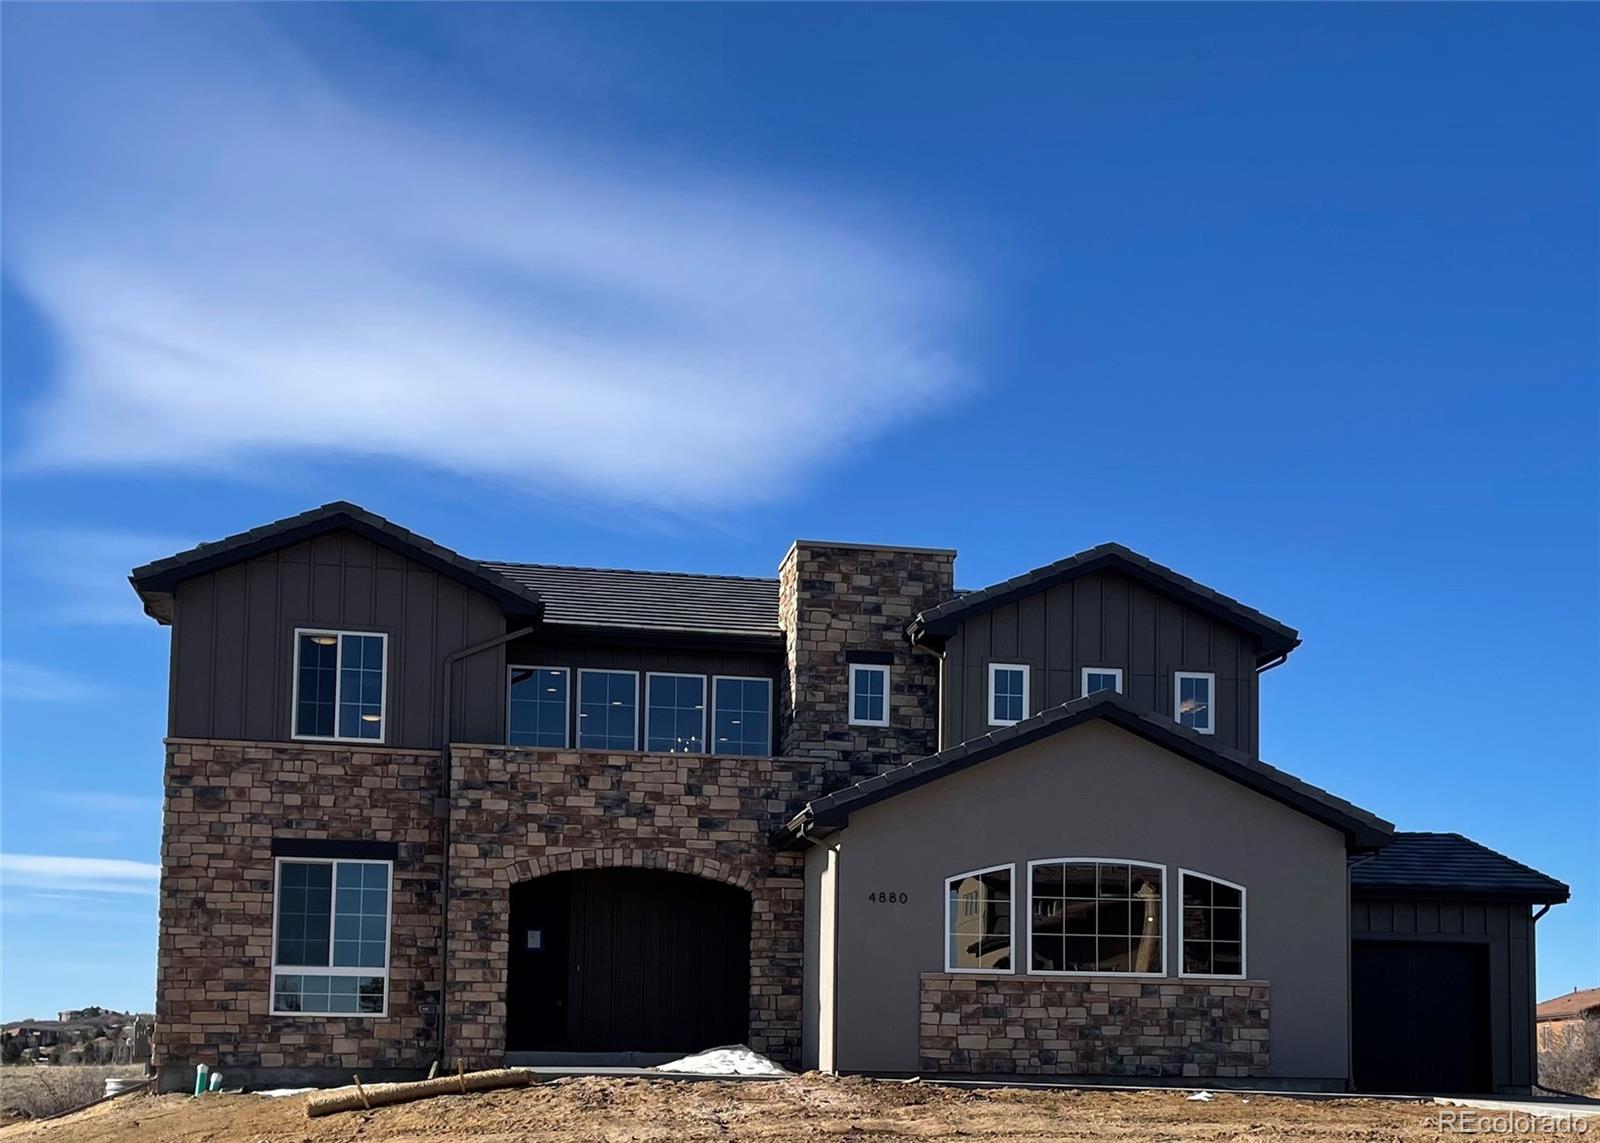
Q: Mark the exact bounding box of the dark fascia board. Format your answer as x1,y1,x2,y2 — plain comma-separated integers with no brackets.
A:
1352,886,1571,906
907,543,1301,667
128,501,545,626
528,621,785,654
780,691,1393,851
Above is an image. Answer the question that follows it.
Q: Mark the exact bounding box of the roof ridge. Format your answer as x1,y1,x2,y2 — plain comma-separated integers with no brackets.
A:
485,561,779,585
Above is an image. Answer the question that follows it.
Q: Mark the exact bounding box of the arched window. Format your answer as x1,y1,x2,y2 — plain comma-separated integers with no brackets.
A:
1027,859,1165,976
944,865,1013,973
1179,869,1246,978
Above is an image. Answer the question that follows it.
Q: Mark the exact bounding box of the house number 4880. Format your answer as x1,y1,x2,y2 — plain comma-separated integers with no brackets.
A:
867,891,909,904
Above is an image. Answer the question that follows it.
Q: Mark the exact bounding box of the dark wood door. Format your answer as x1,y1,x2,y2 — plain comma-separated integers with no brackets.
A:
507,869,750,1053
1352,940,1491,1094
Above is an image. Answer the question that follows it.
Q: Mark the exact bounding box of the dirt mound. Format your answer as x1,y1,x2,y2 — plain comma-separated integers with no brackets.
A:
0,1073,1464,1143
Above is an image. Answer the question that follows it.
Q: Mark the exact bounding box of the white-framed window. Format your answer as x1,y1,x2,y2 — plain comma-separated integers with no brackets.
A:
711,675,772,757
270,857,392,1016
848,664,891,727
1174,671,1216,734
508,666,570,748
944,864,1014,974
577,669,640,751
645,672,707,754
1179,869,1246,978
987,663,1030,726
1027,858,1166,977
293,629,387,743
1082,667,1123,696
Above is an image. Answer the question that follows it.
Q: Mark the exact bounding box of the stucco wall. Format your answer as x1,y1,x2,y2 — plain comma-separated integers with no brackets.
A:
823,720,1350,1080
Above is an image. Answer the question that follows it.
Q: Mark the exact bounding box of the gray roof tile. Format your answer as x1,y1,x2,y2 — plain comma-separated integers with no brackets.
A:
484,563,779,639
1351,832,1569,902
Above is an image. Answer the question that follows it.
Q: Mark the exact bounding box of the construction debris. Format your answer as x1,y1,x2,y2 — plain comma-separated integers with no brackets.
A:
304,1066,534,1117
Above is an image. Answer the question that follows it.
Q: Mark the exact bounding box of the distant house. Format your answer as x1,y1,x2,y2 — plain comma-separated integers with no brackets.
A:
1538,988,1600,1047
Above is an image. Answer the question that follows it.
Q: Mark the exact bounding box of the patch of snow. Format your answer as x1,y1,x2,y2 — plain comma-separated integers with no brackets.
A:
1187,1090,1214,1102
256,1087,317,1097
654,1045,792,1077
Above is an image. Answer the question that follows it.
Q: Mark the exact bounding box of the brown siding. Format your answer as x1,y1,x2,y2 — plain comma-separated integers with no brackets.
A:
940,569,1261,756
1351,895,1539,1094
170,529,507,749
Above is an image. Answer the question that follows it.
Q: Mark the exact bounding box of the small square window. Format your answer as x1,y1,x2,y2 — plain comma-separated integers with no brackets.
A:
1174,672,1215,734
987,663,1030,726
848,664,890,727
1082,667,1123,696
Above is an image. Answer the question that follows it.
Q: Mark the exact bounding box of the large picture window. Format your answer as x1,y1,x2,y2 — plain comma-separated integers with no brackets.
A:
711,676,771,756
577,670,639,751
1028,859,1164,976
646,673,706,753
945,864,1014,973
294,630,386,742
270,858,391,1015
987,663,1030,726
508,666,570,748
1181,870,1245,977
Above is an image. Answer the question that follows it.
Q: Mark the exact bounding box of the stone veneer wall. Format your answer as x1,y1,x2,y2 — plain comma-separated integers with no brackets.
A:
919,974,1271,1077
778,542,956,789
154,740,444,1078
445,746,825,1068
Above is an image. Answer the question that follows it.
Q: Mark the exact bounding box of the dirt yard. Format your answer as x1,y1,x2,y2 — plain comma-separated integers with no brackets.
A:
0,1073,1567,1143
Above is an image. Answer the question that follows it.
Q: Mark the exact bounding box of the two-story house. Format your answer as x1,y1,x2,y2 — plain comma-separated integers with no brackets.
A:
131,502,1568,1095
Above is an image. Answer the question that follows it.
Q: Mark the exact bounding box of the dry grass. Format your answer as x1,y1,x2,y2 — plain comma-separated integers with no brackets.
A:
0,1066,145,1121
0,1073,1571,1143
1541,1016,1600,1097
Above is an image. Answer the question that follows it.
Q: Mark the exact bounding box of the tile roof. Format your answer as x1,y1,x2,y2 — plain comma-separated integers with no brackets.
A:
1350,832,1570,903
483,563,780,639
908,542,1301,664
782,690,1393,850
1538,988,1600,1023
128,501,544,625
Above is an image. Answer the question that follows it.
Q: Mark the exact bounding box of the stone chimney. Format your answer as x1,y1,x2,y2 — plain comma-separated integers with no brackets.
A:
778,540,957,789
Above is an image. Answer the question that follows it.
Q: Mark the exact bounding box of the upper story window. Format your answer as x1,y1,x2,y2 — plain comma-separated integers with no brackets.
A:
271,858,390,1015
848,664,890,727
294,630,386,743
945,864,1013,973
577,669,639,751
1082,667,1123,696
712,676,771,757
508,666,569,748
1175,671,1215,734
1028,859,1164,976
987,663,1030,726
646,673,706,753
1180,869,1246,978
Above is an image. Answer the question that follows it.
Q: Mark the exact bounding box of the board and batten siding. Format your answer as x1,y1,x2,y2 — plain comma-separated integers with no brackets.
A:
169,530,508,748
1350,895,1538,1094
939,569,1261,756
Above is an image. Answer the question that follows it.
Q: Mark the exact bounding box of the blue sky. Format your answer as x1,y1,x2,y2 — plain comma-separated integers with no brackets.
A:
2,4,1595,1021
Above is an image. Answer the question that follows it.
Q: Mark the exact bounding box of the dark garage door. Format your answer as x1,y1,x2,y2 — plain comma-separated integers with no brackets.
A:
507,868,750,1053
1352,940,1491,1094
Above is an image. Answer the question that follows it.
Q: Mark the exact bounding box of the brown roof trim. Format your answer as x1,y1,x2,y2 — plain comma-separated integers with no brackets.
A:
907,543,1300,666
780,691,1392,851
129,501,545,625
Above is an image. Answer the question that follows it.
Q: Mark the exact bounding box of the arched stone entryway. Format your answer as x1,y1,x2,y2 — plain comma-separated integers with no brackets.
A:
506,865,751,1053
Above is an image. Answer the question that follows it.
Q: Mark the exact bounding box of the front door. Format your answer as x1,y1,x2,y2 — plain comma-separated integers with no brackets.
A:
506,868,751,1053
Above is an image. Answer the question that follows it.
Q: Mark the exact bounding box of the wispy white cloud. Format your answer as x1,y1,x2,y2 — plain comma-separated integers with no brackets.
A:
1,661,99,703
45,791,162,816
13,528,190,626
0,854,160,896
4,8,973,509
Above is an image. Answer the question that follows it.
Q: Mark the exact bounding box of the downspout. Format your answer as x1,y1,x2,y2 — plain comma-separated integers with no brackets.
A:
435,624,536,1069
